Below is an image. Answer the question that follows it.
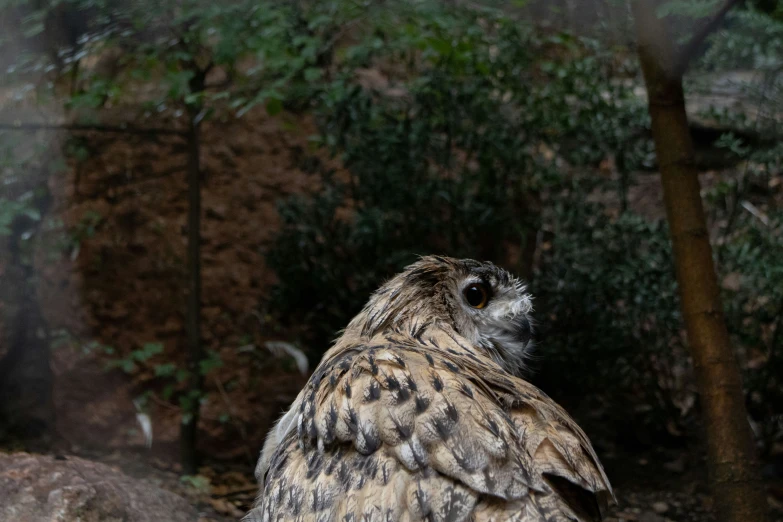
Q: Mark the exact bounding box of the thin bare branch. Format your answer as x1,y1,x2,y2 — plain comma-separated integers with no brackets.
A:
674,0,743,76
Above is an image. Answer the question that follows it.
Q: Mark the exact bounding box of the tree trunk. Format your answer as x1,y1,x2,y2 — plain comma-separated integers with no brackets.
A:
180,107,203,475
632,2,768,521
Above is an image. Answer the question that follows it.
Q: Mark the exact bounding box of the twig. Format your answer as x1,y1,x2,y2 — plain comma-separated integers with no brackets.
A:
673,0,743,76
740,200,770,227
213,484,260,497
213,376,255,464
149,394,182,411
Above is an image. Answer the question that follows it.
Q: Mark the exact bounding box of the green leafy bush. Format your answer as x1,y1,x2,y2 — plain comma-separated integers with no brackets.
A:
698,7,783,70
709,136,783,450
265,1,783,447
722,210,783,449
266,2,650,357
532,194,689,429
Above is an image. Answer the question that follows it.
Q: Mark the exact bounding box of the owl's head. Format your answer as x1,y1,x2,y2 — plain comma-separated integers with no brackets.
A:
346,255,534,375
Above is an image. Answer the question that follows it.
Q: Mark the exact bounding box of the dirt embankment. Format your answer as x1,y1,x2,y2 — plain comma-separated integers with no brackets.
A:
32,107,320,466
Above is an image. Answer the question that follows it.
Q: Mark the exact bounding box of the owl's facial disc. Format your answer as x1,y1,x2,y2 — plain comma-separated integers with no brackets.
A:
457,274,534,375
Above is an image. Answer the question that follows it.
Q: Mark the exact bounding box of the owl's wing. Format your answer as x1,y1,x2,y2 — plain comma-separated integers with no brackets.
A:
248,328,612,522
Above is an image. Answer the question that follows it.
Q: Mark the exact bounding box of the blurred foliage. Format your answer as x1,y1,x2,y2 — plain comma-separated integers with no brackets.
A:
532,195,689,425
707,132,783,452
267,1,652,354
698,6,783,70
694,5,783,448
656,0,725,20
0,0,336,118
265,0,783,444
0,133,51,260
722,209,783,451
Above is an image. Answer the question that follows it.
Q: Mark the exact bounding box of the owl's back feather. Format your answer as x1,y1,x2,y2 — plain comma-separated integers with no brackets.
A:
246,320,612,522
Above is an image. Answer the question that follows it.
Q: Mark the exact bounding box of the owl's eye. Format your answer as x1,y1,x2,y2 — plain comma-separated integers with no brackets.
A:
463,283,489,309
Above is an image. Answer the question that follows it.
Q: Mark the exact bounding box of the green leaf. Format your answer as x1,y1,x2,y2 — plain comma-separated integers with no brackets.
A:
426,37,452,55
199,351,223,375
154,363,177,377
162,384,175,400
176,368,190,383
132,342,164,362
23,208,41,221
180,474,211,492
21,10,45,38
266,97,283,116
304,67,322,82
106,359,137,374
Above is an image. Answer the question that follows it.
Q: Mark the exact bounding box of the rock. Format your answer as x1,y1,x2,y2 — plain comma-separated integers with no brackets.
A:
663,457,686,474
0,452,197,522
651,501,669,514
206,204,227,221
721,272,742,292
686,71,782,131
638,511,666,522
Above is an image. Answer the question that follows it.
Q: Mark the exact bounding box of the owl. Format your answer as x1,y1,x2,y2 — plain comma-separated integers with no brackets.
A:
246,256,613,522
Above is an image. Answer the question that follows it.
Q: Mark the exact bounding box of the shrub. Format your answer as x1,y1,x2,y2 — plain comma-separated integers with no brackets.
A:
266,2,650,358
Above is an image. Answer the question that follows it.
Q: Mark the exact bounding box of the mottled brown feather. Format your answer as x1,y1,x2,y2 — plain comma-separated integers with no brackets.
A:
246,257,613,522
